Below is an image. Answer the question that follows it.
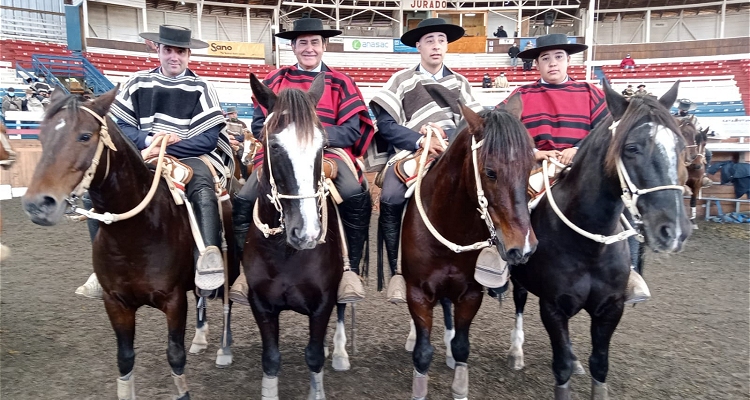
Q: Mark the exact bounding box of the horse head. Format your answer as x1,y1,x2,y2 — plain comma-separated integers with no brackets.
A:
602,80,691,252
676,116,703,167
461,94,537,265
250,73,326,250
22,86,119,226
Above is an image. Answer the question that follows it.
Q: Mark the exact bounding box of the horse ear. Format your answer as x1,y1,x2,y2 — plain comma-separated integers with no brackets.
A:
659,80,680,111
500,93,523,119
250,73,277,112
602,79,628,121
49,86,66,105
307,72,326,105
459,102,483,133
91,84,119,115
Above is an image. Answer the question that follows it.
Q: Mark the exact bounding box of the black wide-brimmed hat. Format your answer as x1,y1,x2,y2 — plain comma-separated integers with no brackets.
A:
140,25,208,49
676,99,697,111
637,84,646,88
275,18,342,40
517,33,588,60
400,18,465,47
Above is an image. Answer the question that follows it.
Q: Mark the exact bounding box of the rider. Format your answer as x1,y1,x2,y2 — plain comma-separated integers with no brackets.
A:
228,17,375,305
76,25,233,298
675,98,712,187
369,18,484,303
496,33,650,303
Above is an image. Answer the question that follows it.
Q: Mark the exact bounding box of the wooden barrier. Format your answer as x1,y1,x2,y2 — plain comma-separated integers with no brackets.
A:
448,36,487,54
0,139,42,188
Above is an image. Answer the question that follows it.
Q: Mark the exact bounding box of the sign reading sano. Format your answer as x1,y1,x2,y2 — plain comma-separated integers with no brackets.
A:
404,0,449,10
206,41,265,59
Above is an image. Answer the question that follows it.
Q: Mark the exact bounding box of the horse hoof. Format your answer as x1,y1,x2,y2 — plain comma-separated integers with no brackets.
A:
174,392,190,400
446,356,456,370
0,243,10,262
555,381,571,400
508,354,524,370
189,342,207,354
573,360,586,375
116,372,136,400
216,347,233,368
692,223,699,230
591,378,608,400
451,362,468,399
332,355,350,371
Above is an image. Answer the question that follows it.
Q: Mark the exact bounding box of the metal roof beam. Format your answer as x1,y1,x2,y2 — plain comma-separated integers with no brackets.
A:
596,0,746,13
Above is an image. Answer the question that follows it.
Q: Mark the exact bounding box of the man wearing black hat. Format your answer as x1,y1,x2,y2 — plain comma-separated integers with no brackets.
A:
228,17,375,304
496,33,650,305
634,84,649,97
2,88,22,114
76,25,233,302
369,18,484,303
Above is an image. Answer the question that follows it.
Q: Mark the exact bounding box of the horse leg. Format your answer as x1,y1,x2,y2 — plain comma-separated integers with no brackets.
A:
450,290,482,400
103,299,137,400
215,300,233,368
405,318,417,352
165,291,190,400
440,297,455,369
332,303,350,371
306,312,331,400
255,309,281,400
189,294,208,354
539,300,576,400
690,191,699,230
408,289,435,400
508,278,527,370
588,301,625,400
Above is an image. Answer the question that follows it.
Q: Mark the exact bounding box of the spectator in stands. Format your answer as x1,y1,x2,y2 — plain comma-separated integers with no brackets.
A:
30,74,51,96
621,84,635,100
495,33,649,303
75,25,232,301
369,18,485,303
482,72,493,88
224,105,247,147
2,88,22,114
228,17,375,305
493,26,508,38
494,72,509,88
522,41,535,71
38,88,51,109
620,53,636,70
634,84,649,96
508,42,520,68
22,88,44,112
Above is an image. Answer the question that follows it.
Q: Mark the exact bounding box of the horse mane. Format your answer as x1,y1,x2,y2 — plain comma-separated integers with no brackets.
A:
477,109,534,163
263,88,323,148
603,95,683,175
45,94,87,125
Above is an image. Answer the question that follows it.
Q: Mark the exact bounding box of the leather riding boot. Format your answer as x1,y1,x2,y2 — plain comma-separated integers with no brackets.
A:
625,268,651,304
378,201,407,303
192,188,224,292
337,191,371,303
229,195,254,306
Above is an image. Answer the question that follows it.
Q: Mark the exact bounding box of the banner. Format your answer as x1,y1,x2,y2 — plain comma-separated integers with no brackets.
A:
701,116,750,137
343,38,393,53
393,39,418,53
206,41,264,59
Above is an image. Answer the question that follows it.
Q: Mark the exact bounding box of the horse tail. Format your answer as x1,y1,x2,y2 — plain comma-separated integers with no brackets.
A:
377,221,385,291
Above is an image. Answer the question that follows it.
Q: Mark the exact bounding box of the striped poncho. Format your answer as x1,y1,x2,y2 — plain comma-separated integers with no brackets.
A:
110,67,233,187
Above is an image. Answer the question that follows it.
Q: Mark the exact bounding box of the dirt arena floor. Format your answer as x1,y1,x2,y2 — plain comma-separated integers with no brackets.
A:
1,196,748,399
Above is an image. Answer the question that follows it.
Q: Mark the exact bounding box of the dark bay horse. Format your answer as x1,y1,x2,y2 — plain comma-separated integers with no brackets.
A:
508,81,692,400
21,89,239,399
401,95,537,400
0,122,16,261
677,117,710,229
244,73,351,399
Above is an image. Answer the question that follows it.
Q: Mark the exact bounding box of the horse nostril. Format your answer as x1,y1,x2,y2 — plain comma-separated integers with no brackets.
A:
290,227,304,241
41,195,57,211
506,248,522,263
659,224,674,241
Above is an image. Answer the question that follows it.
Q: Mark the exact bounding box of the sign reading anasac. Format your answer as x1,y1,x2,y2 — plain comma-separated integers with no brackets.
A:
404,0,449,10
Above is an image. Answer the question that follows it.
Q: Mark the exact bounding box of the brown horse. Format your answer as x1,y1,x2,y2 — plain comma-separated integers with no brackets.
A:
21,88,239,399
677,116,710,228
0,122,16,261
400,96,537,400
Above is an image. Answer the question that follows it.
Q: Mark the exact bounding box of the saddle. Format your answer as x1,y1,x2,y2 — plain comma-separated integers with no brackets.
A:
374,149,436,189
145,155,193,193
527,160,565,211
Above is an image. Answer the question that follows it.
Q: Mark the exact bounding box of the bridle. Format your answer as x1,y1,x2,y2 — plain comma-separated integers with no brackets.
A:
678,117,705,169
413,125,498,253
252,111,329,243
542,119,685,244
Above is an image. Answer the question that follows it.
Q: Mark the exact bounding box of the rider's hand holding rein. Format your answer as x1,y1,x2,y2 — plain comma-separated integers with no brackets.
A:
534,149,562,162
559,147,578,165
419,123,448,156
140,132,181,159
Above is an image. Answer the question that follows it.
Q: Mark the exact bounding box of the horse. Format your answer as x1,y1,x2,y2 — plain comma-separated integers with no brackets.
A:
507,80,692,399
21,88,239,399
400,95,537,400
0,122,16,261
243,73,353,399
677,116,710,229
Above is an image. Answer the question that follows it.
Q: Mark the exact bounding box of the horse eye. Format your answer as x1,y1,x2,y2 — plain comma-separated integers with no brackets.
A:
77,133,92,142
485,168,497,180
625,144,639,154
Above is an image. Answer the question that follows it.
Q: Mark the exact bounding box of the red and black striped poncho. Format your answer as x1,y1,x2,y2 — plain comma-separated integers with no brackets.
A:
500,79,609,151
254,65,375,178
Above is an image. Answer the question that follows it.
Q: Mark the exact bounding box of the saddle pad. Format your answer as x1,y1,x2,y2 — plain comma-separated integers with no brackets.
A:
527,161,564,211
474,247,508,288
146,155,193,191
394,149,437,188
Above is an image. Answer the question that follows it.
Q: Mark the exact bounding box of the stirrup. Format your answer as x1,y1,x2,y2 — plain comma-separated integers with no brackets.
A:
229,272,250,306
386,274,407,304
625,269,651,304
337,270,365,303
75,273,103,300
195,245,224,291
